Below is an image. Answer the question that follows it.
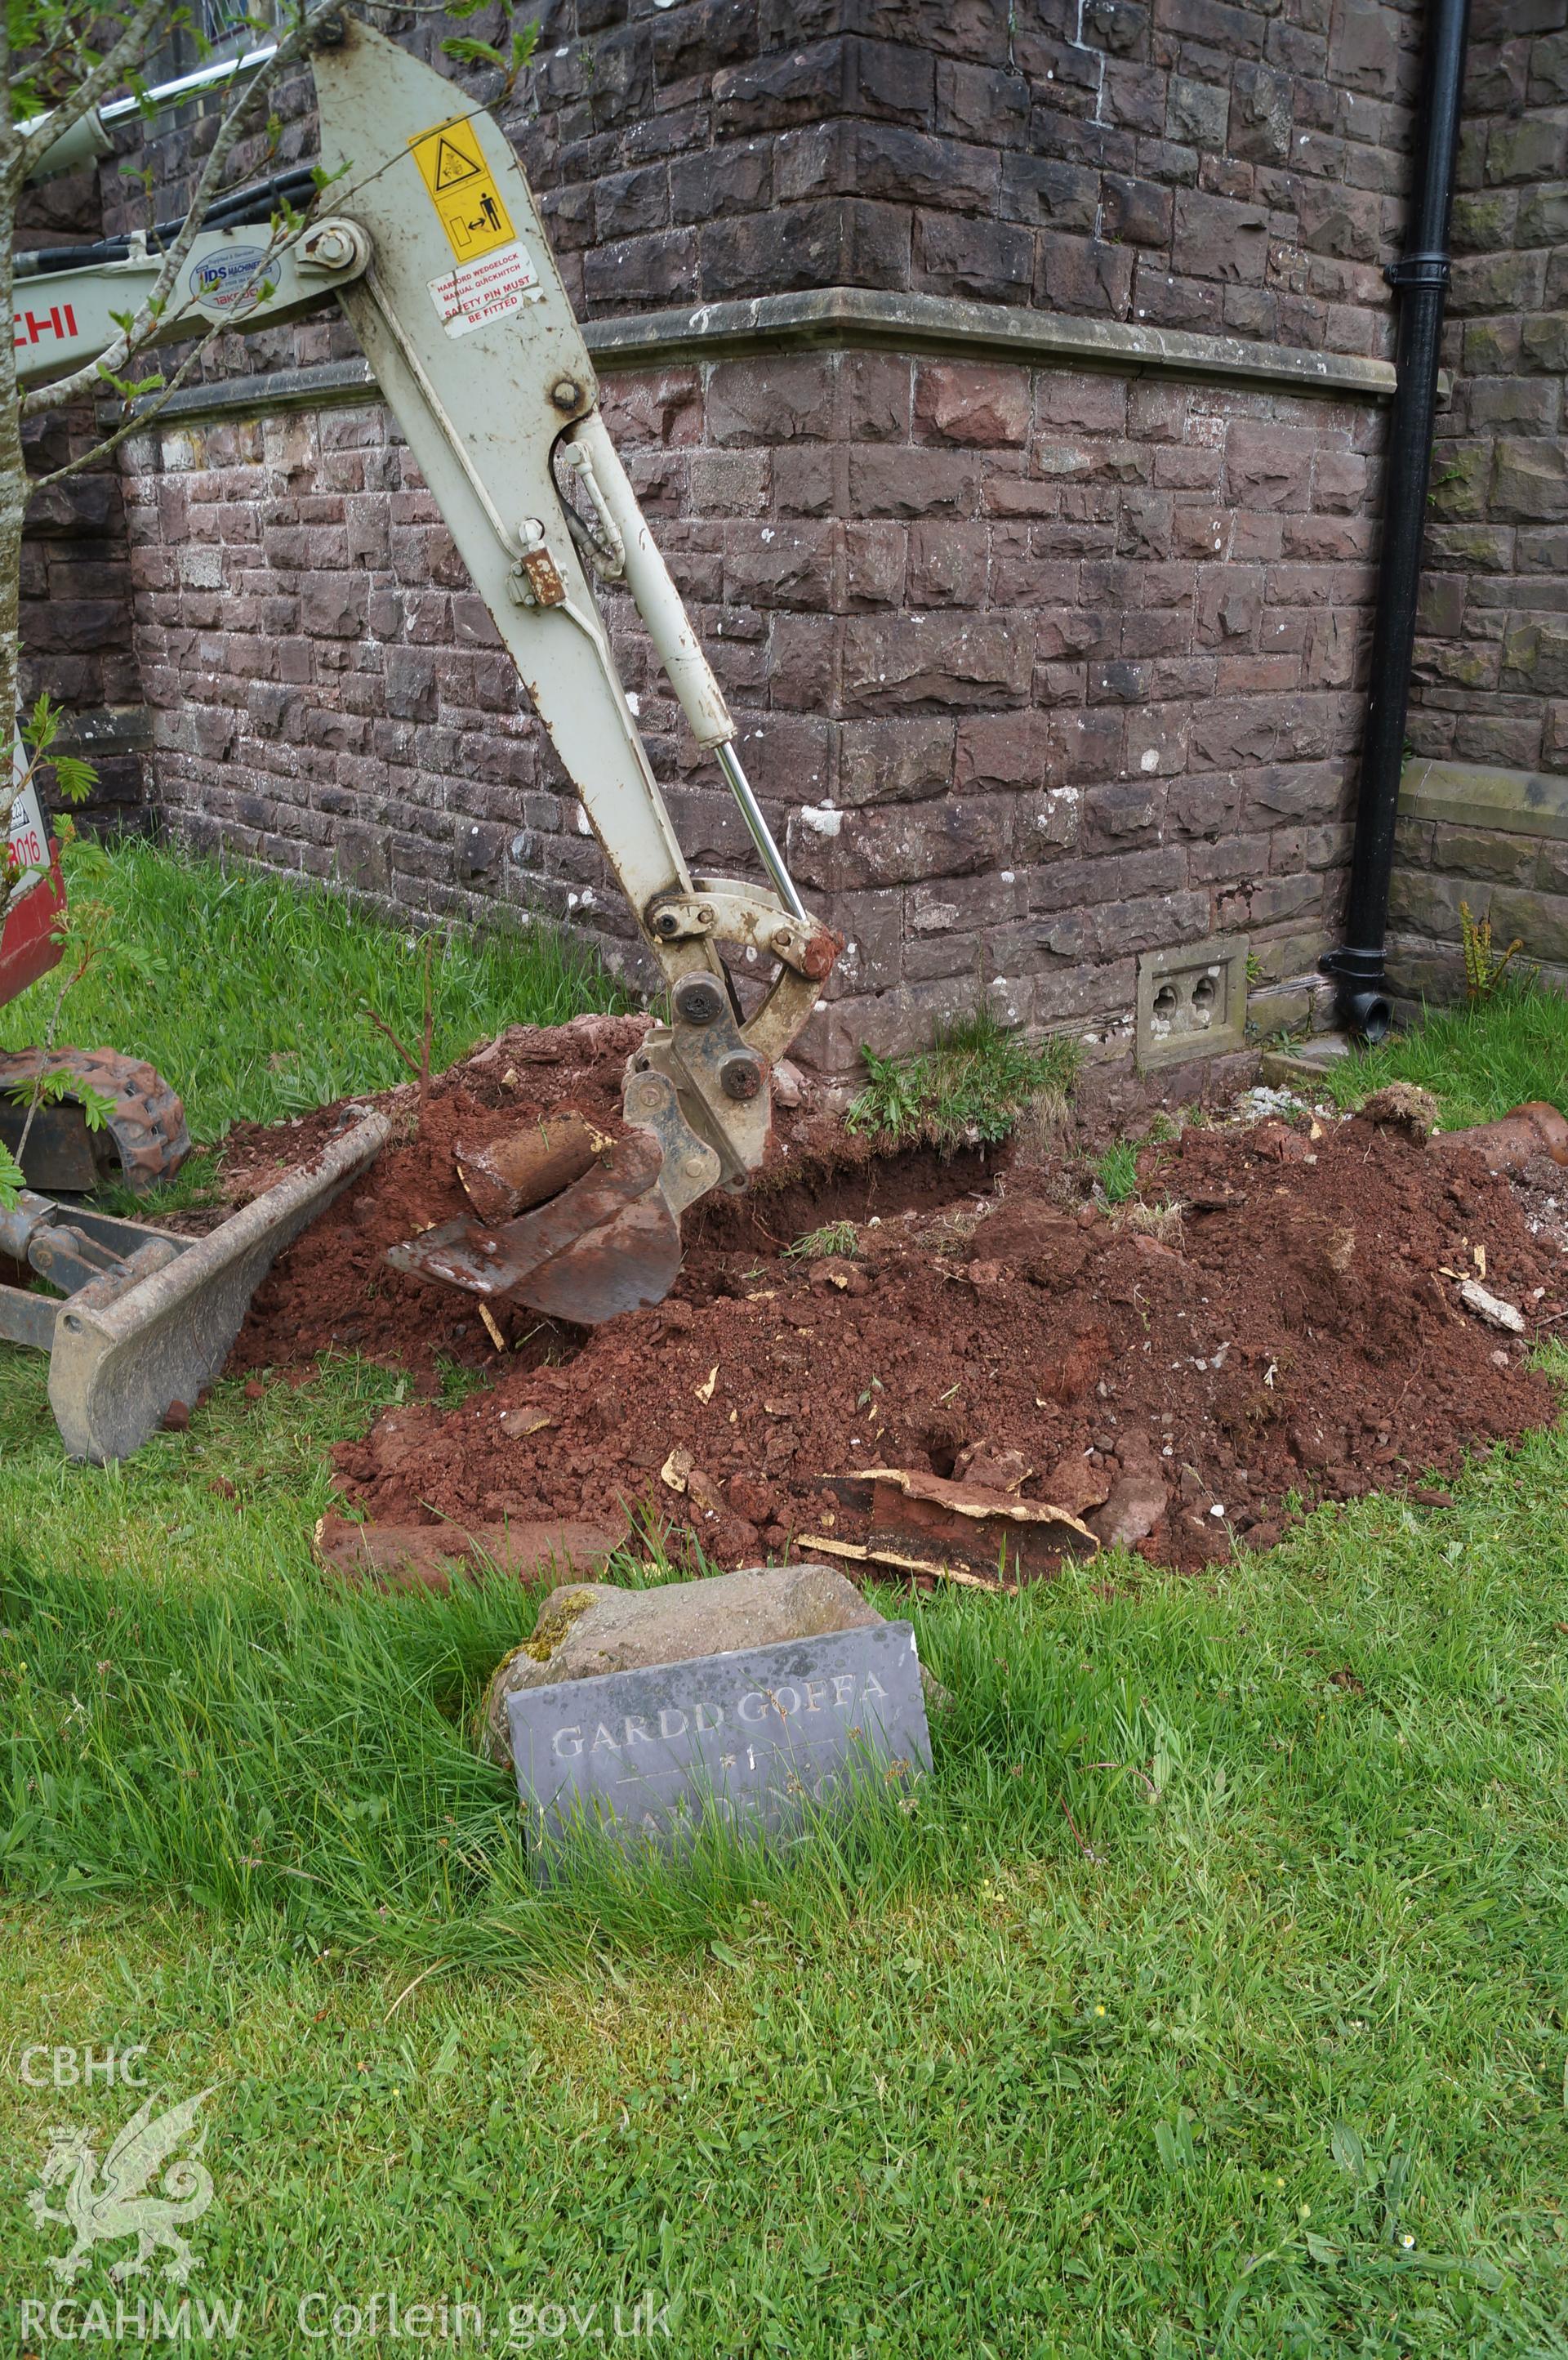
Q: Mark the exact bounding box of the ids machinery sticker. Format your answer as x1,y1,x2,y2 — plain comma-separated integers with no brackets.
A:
408,113,545,337
188,243,271,315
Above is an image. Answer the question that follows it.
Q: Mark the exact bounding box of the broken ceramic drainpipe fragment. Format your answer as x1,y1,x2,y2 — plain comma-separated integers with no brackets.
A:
800,1465,1098,1592
453,1109,613,1223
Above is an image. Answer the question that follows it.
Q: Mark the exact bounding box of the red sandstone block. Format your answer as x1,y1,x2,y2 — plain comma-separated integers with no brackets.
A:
1229,511,1286,562
1084,777,1167,843
905,520,987,605
991,533,1080,608
842,612,1033,713
820,793,1009,890
724,520,838,611
848,446,981,518
1124,702,1192,778
1217,650,1303,695
708,355,835,446
840,350,912,443
1120,607,1192,659
956,708,1045,791
1035,230,1135,316
915,211,1034,304
839,715,956,805
767,613,840,709
853,123,1001,216
1046,705,1124,785
843,521,908,609
688,451,768,515
1279,514,1376,561
913,362,1030,447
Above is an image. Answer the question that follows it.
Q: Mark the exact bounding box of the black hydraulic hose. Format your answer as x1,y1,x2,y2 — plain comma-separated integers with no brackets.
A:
15,166,321,279
1321,0,1472,1042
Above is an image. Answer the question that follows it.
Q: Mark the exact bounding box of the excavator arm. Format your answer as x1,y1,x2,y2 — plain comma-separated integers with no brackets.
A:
15,18,838,1325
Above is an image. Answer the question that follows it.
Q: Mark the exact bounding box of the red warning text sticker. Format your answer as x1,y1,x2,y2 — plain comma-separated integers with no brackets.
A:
427,239,542,339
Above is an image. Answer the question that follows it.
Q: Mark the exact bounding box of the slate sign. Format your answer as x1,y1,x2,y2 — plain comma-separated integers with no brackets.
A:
506,1622,932,1864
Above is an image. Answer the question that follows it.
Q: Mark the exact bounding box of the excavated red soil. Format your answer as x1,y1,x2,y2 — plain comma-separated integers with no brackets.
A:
216,1015,1567,1574
226,1013,997,1384
312,1139,1567,1575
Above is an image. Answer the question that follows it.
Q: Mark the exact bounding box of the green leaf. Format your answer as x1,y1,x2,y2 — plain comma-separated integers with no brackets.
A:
1152,2114,1195,2173
1330,2121,1365,2183
51,756,97,807
21,693,60,756
94,368,165,400
440,36,506,66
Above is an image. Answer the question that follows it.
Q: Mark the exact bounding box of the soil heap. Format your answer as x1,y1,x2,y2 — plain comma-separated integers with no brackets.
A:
216,1023,1564,1575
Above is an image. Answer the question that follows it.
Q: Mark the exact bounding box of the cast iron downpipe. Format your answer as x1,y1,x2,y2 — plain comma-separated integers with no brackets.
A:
1321,0,1472,1041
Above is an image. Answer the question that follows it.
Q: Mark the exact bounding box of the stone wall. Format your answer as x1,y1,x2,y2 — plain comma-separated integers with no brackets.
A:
25,0,1568,1068
129,346,1380,1067
17,164,149,832
1414,0,1568,778
525,0,1419,358
110,0,1422,359
1389,756,1568,1002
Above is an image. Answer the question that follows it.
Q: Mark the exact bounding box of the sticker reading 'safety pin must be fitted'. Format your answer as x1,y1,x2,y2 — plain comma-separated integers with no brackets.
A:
427,241,543,337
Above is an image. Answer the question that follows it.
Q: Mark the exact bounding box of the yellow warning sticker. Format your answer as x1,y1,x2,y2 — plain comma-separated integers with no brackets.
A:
408,116,515,261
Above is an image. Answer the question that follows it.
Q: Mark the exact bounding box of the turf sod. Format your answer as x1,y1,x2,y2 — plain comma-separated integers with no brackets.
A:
1314,979,1568,1131
2,1338,1567,2353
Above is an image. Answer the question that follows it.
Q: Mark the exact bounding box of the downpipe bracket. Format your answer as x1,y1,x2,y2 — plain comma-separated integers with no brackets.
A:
1318,948,1392,1045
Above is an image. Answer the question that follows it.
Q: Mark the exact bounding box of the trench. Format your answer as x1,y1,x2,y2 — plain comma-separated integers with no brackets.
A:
682,1139,1004,1266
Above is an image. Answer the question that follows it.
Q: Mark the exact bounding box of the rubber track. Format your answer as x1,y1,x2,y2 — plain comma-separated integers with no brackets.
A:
0,1047,191,1194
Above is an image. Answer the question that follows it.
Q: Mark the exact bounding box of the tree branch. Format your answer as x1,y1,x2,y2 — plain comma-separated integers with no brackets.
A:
29,311,235,489
18,1,342,418
11,0,173,185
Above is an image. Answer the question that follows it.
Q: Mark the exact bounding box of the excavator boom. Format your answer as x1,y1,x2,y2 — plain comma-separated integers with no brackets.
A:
14,19,839,1327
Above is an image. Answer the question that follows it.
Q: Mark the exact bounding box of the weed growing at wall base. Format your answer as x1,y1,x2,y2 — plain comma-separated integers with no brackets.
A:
849,1009,1080,1149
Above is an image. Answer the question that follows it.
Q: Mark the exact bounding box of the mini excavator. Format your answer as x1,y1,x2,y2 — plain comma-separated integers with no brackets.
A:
8,18,838,1456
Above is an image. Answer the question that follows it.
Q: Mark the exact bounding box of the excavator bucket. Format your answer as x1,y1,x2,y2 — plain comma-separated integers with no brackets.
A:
390,1127,699,1326
0,1111,388,1461
388,1068,722,1325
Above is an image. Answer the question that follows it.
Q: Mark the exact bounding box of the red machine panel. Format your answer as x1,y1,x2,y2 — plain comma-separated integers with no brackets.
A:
0,773,65,1005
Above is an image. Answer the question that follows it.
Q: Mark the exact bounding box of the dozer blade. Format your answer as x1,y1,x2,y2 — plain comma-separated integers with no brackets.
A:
44,1110,389,1462
387,1073,723,1326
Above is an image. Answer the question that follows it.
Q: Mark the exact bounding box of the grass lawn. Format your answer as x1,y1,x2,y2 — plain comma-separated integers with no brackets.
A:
1313,980,1568,1132
2,849,1567,2356
0,837,628,1143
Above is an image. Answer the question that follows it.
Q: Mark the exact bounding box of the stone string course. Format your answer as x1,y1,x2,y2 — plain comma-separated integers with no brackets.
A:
131,349,1380,1069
